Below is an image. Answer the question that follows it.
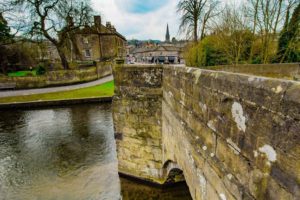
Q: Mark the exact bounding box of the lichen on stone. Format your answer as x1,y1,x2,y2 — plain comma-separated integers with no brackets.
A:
258,145,277,162
219,193,227,200
231,102,247,132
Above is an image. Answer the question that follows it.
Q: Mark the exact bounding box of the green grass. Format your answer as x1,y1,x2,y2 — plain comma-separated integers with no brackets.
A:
8,70,37,77
0,81,114,104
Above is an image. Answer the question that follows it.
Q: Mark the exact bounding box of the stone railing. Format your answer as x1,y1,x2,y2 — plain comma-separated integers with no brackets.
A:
163,65,299,200
205,63,300,81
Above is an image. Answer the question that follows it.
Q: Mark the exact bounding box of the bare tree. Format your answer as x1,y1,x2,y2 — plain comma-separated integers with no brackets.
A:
247,0,259,63
177,0,208,42
199,0,221,40
177,0,221,42
9,0,93,69
213,6,252,64
246,0,298,63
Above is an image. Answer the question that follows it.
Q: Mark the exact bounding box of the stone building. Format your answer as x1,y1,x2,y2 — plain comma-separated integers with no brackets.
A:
131,44,184,64
129,25,186,64
41,16,126,62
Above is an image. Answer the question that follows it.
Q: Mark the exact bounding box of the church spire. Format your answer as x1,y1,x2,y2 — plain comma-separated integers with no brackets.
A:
165,24,170,43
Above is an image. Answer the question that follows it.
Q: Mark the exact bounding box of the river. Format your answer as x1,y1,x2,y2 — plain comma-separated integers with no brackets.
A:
0,104,192,200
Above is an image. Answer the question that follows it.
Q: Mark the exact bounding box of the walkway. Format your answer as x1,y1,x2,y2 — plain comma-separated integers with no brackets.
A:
0,75,114,98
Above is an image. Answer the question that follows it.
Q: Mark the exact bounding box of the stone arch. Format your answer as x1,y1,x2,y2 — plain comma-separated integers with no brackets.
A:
162,160,185,184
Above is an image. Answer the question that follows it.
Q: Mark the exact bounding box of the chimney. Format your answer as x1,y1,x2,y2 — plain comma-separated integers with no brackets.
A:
94,16,101,27
106,22,111,29
111,25,116,33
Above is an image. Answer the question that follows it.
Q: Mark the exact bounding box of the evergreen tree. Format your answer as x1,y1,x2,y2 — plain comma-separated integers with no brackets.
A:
277,3,300,63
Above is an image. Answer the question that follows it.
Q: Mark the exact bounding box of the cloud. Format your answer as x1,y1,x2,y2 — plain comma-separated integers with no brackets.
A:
91,0,243,40
91,0,181,40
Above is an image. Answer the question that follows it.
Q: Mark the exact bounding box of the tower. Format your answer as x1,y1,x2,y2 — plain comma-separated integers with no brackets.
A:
165,24,170,43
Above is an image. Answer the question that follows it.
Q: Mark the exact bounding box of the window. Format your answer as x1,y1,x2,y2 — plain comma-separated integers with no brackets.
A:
85,49,91,57
83,37,89,44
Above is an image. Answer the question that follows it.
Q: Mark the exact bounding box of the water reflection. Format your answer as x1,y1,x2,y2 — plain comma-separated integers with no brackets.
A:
0,104,192,200
0,104,120,200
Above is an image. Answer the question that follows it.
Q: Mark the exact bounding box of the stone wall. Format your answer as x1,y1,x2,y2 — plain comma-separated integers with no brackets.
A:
112,64,165,183
0,62,112,89
113,64,300,200
205,63,300,81
163,65,299,200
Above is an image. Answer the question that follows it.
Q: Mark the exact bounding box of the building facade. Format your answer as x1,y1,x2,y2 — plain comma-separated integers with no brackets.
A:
128,25,186,64
41,16,126,62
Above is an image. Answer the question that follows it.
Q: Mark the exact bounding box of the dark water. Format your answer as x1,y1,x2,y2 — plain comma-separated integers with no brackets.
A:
0,104,192,200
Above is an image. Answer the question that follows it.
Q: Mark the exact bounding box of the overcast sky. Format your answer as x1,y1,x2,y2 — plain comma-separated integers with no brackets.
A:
91,0,243,41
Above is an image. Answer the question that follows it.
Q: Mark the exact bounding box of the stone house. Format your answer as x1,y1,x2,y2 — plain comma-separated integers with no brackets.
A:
41,16,126,62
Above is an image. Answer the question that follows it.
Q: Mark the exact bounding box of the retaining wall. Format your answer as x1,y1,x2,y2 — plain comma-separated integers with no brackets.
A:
0,62,112,89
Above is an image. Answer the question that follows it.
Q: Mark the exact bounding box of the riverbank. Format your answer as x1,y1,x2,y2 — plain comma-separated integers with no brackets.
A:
0,62,112,89
0,96,112,110
0,80,114,109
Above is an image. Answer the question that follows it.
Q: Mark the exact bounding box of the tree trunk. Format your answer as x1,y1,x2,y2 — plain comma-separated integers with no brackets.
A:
200,18,207,40
194,16,198,43
249,0,259,63
273,0,283,35
57,47,69,70
194,24,198,42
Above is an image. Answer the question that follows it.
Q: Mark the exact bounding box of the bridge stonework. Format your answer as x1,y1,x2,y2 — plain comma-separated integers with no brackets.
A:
113,64,300,200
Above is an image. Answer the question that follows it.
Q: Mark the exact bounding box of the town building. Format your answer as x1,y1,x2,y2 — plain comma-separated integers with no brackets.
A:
41,16,126,62
128,25,187,64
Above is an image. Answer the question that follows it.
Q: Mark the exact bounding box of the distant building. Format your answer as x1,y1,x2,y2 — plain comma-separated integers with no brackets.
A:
128,24,187,64
41,16,126,62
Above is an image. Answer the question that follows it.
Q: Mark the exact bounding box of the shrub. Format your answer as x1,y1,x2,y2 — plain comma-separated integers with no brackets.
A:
184,36,228,67
36,64,46,75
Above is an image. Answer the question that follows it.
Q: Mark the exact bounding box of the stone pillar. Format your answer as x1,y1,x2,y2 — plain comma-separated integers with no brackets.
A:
112,64,165,183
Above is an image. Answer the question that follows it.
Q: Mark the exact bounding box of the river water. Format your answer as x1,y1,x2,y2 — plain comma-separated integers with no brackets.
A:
0,104,192,200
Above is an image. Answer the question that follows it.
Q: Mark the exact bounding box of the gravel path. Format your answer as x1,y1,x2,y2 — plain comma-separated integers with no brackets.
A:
0,75,113,98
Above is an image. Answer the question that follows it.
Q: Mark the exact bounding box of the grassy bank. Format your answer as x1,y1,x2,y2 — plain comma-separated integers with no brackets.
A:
0,81,114,104
8,70,38,77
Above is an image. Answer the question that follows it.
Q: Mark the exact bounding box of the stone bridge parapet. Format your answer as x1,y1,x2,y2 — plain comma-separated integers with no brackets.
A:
113,64,300,200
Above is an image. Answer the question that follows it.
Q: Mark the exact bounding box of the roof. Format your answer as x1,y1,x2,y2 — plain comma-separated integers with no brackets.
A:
75,24,126,41
131,45,182,54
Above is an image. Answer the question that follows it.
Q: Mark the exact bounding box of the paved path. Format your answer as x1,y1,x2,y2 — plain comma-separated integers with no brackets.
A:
0,75,114,98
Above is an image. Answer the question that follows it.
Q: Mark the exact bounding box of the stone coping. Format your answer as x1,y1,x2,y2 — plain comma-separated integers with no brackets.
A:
200,63,300,80
166,65,300,120
0,96,113,110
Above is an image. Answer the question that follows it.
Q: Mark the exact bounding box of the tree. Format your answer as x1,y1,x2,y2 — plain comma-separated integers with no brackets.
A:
0,13,12,44
213,7,253,64
247,0,259,63
199,0,221,40
10,0,93,69
246,0,298,63
177,0,220,42
177,0,208,42
277,2,300,62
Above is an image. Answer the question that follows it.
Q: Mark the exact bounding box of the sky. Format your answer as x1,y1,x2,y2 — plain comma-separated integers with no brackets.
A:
91,0,180,41
91,0,244,41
